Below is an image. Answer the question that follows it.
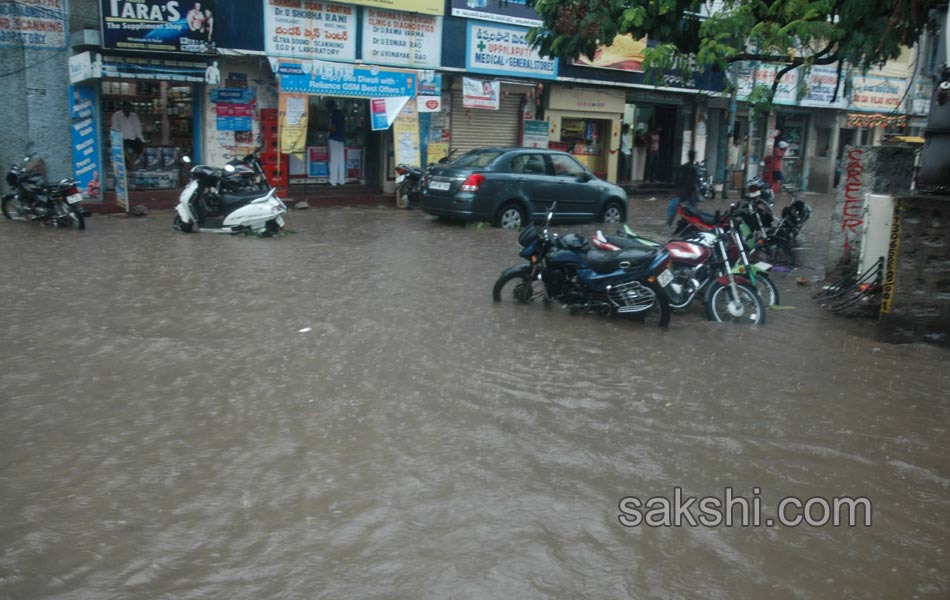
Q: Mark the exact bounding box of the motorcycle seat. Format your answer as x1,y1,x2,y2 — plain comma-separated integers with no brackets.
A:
586,248,658,274
606,234,656,250
219,189,267,207
679,203,719,226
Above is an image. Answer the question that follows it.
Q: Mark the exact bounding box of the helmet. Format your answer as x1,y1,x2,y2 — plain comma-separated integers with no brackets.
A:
560,233,589,253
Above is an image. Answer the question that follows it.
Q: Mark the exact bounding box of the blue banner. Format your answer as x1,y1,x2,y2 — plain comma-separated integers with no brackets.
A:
109,129,129,211
69,86,101,200
276,60,417,98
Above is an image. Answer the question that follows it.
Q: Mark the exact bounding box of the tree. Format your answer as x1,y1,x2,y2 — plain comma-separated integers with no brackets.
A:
527,0,938,103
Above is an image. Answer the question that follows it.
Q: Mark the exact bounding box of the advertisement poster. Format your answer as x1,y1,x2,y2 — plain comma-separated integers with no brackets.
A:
273,59,417,98
279,93,309,155
101,0,216,53
522,120,549,148
417,96,442,112
70,86,101,199
800,64,847,108
450,0,540,27
572,35,646,72
264,0,356,61
361,9,441,68
370,96,410,130
462,77,499,110
466,21,557,80
308,147,329,177
850,75,907,112
393,101,421,168
109,129,129,211
0,0,68,48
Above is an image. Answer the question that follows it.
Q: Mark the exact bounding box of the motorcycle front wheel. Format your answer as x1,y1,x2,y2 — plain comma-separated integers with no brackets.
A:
1,195,26,220
492,269,544,304
705,281,766,325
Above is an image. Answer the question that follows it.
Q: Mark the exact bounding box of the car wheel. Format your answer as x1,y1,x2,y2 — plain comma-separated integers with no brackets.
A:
600,200,624,224
495,202,526,229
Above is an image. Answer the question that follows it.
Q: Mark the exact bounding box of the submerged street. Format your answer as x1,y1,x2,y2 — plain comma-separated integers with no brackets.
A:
1,197,948,598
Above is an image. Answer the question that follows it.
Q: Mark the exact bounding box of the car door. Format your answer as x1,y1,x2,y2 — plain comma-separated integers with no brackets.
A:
514,152,559,220
548,153,602,218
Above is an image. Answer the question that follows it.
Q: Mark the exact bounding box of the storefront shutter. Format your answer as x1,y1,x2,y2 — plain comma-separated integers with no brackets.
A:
449,87,524,155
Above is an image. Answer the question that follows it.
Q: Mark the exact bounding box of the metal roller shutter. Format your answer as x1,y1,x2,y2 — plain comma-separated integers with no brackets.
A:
450,87,524,155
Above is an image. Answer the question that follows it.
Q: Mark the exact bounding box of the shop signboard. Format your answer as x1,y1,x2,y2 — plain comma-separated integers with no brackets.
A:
70,86,101,200
264,0,356,61
361,9,441,68
100,0,217,53
348,0,442,16
0,0,68,48
800,64,847,108
465,21,557,80
109,129,129,211
273,59,417,98
450,0,540,27
522,120,549,148
735,62,799,105
850,75,907,112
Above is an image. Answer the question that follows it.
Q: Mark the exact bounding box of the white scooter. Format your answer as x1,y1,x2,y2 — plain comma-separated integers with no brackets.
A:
174,153,287,235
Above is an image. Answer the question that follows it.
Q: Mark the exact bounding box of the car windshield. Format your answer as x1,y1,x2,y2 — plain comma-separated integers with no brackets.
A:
452,149,504,168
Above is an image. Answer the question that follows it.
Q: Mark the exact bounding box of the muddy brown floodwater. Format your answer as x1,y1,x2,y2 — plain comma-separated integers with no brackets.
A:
0,196,948,599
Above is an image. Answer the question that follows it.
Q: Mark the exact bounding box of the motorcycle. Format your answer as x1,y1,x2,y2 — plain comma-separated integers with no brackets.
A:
695,160,715,201
2,149,88,230
174,149,286,235
595,205,768,324
492,202,674,327
395,149,458,209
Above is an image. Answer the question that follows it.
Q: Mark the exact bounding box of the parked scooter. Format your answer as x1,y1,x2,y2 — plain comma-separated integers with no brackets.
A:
395,149,458,209
2,147,88,230
174,149,286,235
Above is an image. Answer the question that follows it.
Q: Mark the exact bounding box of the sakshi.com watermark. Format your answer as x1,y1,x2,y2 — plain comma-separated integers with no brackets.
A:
618,487,872,528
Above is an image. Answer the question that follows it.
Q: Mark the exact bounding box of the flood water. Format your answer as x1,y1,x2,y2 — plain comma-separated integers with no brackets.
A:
1,198,948,599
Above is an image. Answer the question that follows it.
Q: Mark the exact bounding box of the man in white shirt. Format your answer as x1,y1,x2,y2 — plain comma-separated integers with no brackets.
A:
619,123,632,184
112,101,144,167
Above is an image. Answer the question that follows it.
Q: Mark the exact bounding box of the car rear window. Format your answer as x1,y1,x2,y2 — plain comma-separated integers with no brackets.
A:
453,149,504,168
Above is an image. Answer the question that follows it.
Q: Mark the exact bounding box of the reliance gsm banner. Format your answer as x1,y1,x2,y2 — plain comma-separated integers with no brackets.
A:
465,21,557,80
0,0,67,49
361,9,441,68
265,0,356,61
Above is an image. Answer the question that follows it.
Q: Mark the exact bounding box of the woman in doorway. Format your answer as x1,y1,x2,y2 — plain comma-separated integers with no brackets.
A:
326,100,346,186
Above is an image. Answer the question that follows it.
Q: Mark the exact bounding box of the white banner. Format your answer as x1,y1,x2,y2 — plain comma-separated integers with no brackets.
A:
462,77,499,110
264,0,357,61
465,21,557,79
801,64,847,109
361,9,442,68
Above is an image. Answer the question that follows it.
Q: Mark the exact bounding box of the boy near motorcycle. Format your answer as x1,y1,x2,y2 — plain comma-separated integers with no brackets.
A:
666,150,701,226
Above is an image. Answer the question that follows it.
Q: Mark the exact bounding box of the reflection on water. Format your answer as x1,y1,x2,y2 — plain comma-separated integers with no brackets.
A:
0,203,947,599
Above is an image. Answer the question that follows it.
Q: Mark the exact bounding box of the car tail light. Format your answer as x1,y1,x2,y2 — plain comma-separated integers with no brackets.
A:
68,186,79,195
460,173,485,192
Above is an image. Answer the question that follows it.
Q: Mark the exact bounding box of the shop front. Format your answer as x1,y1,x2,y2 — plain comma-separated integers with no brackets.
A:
545,86,625,181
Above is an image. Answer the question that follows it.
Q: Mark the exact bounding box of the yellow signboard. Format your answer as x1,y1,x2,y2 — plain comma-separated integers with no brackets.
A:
347,0,443,16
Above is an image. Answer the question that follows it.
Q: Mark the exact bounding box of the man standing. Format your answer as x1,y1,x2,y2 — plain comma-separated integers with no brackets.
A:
618,123,632,184
112,101,144,169
764,139,789,196
326,99,346,186
642,125,661,182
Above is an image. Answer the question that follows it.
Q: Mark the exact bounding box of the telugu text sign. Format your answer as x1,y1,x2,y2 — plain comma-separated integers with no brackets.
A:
264,0,356,61
361,8,441,68
0,0,68,48
465,21,557,79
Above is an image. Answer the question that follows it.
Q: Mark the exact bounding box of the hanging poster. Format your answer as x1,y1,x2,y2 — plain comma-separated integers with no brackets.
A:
264,0,356,61
393,101,421,168
0,0,67,48
109,129,129,211
361,9,442,68
70,86,101,199
466,21,558,79
279,93,309,155
370,96,410,130
100,0,217,54
462,77,499,110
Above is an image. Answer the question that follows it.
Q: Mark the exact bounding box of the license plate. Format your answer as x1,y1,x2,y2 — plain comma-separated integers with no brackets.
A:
657,269,674,287
754,261,773,271
67,193,83,204
430,180,451,191
275,216,285,227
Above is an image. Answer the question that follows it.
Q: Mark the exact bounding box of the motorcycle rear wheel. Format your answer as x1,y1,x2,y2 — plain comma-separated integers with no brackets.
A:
173,215,194,233
55,201,84,230
751,271,780,306
705,281,766,325
623,280,672,327
2,196,26,220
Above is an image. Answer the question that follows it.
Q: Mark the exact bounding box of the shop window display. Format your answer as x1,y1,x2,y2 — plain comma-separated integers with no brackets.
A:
103,79,194,190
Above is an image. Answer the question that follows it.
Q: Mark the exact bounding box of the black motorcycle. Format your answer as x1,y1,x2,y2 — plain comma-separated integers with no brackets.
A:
2,151,88,230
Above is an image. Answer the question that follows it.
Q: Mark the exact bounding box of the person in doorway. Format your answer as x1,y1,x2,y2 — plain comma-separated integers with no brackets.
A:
642,125,661,182
326,99,346,186
667,150,700,226
619,124,632,184
112,101,144,169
